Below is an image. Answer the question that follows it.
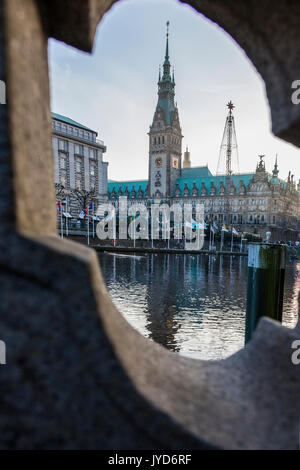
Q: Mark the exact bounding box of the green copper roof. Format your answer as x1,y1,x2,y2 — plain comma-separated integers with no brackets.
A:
269,176,280,185
108,180,148,197
176,173,254,196
156,98,175,126
108,174,255,198
268,174,286,188
52,112,95,133
181,166,213,178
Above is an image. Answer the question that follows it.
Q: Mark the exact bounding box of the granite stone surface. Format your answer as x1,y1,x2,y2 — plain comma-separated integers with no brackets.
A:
0,0,299,450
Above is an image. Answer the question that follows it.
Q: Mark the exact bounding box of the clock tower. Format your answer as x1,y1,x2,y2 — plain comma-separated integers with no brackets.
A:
148,22,183,199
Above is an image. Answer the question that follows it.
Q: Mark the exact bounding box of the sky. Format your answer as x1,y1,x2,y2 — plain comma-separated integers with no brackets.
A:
48,0,300,182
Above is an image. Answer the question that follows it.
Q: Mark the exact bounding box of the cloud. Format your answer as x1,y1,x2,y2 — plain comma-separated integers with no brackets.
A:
48,0,300,182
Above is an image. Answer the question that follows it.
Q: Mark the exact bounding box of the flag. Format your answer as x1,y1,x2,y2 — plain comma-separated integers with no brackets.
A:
232,227,239,235
79,210,85,219
222,225,229,232
57,201,62,212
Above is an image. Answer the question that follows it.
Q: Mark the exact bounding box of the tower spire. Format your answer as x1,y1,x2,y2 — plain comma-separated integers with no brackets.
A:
272,154,279,177
183,147,191,168
149,22,182,199
154,21,175,125
165,21,169,60
162,21,171,80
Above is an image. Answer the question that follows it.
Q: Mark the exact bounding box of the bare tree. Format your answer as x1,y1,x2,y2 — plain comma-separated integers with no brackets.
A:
71,188,97,227
55,183,66,200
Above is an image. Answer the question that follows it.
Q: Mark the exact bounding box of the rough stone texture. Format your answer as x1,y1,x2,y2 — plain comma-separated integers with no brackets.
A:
0,0,299,450
38,0,118,53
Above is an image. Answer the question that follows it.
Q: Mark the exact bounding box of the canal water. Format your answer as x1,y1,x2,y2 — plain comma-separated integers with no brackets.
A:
99,252,299,360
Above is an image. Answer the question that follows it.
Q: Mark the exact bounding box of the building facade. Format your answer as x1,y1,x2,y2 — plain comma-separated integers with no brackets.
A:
107,29,300,241
52,112,108,223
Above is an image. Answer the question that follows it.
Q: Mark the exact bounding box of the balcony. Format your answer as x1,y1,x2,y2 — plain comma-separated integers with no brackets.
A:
52,126,106,151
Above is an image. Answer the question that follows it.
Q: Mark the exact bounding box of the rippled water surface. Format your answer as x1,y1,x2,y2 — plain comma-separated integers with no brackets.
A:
99,253,299,360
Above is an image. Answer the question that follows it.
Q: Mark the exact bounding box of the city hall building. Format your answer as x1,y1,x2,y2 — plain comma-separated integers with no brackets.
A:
108,27,300,241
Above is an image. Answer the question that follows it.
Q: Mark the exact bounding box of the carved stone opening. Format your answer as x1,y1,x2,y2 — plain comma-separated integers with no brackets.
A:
0,0,299,450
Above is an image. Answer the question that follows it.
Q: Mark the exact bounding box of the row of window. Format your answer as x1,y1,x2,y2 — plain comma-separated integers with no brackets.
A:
205,199,246,206
57,139,98,158
204,199,266,207
59,153,97,190
204,214,267,224
250,199,266,205
152,135,181,146
53,120,96,142
153,136,165,145
180,187,246,196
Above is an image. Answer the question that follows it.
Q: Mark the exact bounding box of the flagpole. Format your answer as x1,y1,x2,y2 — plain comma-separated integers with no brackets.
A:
66,197,69,237
113,207,116,247
134,215,136,248
151,212,153,249
167,218,170,250
87,207,90,246
167,222,170,250
220,227,223,252
151,218,153,249
240,233,243,253
231,227,233,252
92,203,95,239
60,205,63,238
220,225,223,251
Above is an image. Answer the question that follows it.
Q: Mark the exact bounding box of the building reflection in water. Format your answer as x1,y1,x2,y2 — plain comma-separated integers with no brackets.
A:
99,253,299,360
145,254,180,352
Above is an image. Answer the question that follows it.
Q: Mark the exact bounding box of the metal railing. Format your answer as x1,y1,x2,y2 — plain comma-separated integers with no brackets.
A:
53,127,105,149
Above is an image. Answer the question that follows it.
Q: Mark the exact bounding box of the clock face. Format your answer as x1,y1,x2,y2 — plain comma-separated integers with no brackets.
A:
155,157,163,167
172,157,179,169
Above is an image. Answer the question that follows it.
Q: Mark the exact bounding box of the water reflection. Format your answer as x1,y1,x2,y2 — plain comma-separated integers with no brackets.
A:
99,253,299,360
